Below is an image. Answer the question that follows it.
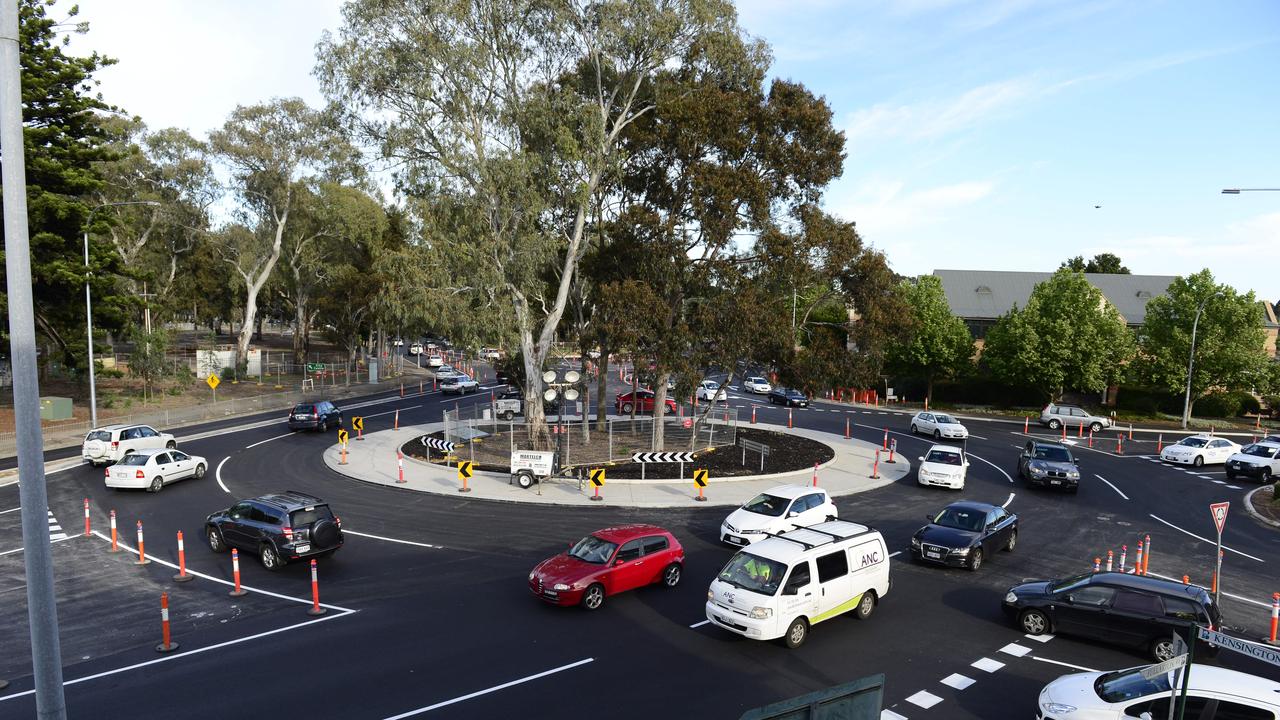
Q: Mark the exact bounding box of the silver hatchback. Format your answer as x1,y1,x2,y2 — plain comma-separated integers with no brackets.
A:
1039,403,1112,433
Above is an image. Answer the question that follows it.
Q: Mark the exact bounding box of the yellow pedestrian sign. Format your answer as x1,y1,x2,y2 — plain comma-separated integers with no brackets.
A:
693,469,709,488
337,428,349,445
352,416,364,432
589,468,605,487
458,461,473,480
206,374,220,390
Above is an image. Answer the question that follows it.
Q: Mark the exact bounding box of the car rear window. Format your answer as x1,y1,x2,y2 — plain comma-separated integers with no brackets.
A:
118,454,150,466
290,505,335,527
86,430,112,441
292,404,316,414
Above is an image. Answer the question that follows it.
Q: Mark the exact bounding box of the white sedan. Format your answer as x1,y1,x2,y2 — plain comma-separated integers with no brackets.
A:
696,380,727,402
426,355,444,368
743,376,772,394
1160,435,1241,467
917,444,968,489
105,448,207,493
910,411,969,440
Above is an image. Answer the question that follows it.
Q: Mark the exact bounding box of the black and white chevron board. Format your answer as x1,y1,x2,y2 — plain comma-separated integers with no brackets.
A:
421,437,457,453
631,452,695,463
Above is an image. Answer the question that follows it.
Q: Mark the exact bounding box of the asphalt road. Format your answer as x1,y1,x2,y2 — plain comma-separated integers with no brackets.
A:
2,366,1278,719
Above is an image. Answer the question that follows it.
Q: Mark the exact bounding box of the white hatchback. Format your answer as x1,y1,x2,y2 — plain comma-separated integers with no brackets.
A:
910,411,968,440
105,448,207,492
82,424,177,466
1160,435,1241,467
743,376,772,394
917,444,968,489
1037,664,1280,719
426,355,444,368
720,485,838,546
696,380,727,402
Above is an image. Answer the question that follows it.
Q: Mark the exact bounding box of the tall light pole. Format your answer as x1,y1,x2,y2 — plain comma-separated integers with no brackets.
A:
1181,291,1225,429
83,200,160,428
1221,188,1279,194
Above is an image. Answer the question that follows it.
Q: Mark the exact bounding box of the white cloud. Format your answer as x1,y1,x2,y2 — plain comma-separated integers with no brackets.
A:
830,179,994,235
844,77,1040,148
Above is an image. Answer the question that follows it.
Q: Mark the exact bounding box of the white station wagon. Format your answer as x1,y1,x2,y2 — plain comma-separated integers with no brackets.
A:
82,424,176,466
105,448,207,492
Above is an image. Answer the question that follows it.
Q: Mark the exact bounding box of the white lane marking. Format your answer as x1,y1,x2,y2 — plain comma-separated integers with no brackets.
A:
0,534,76,557
245,433,294,450
999,642,1031,657
1226,485,1242,490
888,550,902,558
0,506,20,514
1144,570,1271,609
215,456,230,494
967,452,1014,484
971,657,1004,673
881,711,908,720
1031,656,1098,673
905,690,942,709
1211,479,1226,485
1001,492,1015,508
0,609,354,705
1147,514,1264,563
364,404,425,419
381,657,594,719
1023,633,1054,643
1094,474,1130,501
689,620,710,628
967,434,988,440
89,530,354,611
342,529,444,550
941,673,975,690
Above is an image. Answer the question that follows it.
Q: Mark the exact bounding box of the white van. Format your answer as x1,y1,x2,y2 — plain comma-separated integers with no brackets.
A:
705,520,890,648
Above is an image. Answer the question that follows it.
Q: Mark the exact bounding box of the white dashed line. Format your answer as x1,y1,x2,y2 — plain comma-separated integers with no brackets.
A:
245,433,294,449
881,711,908,720
0,506,20,514
889,551,902,558
905,690,942,709
1002,492,1015,508
1226,485,1242,490
1148,514,1264,562
999,643,1032,657
971,657,1004,673
688,620,709,629
1094,474,1130,501
940,673,975,690
1023,633,1054,643
1211,479,1226,484
341,529,445,550
1031,656,1098,673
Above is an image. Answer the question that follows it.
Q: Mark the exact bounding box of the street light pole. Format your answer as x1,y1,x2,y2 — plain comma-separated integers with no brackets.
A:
1221,188,1279,194
1181,292,1224,429
83,200,160,428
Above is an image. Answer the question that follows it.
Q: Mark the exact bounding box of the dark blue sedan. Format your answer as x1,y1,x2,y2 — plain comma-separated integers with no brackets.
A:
910,501,1017,571
766,387,809,407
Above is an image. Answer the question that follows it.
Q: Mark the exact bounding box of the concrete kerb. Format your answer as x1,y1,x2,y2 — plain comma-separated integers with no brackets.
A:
321,420,910,508
1244,485,1280,530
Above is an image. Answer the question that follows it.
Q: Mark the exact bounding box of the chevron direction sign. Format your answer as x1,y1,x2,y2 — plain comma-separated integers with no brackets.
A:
421,436,457,453
632,452,695,463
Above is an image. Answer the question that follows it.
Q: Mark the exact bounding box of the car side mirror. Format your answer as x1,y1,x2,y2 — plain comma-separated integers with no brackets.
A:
1139,713,1154,720
787,511,799,519
964,461,971,467
1063,594,1075,605
925,514,934,523
918,456,925,462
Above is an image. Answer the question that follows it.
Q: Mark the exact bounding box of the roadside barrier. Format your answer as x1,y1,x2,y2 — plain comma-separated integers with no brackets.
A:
308,559,326,616
156,593,178,653
135,521,150,565
109,510,119,553
1270,594,1278,645
870,450,881,479
83,498,90,536
173,531,193,583
229,548,247,597
397,450,405,484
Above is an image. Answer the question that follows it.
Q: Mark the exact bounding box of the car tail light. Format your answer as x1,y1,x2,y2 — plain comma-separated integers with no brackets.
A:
282,526,294,541
135,470,145,479
334,516,342,528
111,441,119,449
104,468,109,478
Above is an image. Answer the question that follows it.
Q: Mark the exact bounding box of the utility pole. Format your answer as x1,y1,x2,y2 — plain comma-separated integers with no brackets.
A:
1,1,68,716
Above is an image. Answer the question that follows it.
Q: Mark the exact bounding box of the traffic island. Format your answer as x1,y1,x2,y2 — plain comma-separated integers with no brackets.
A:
1245,484,1280,529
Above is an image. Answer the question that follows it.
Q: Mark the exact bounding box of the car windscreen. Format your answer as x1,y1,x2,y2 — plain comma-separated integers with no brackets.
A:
748,377,764,383
1032,446,1072,462
742,493,789,517
934,414,957,424
1243,444,1279,458
117,454,150,466
290,506,335,527
1094,667,1170,703
85,430,111,441
925,450,962,465
932,506,984,531
569,535,617,564
1177,437,1208,448
717,552,785,596
291,404,315,415
1048,572,1093,594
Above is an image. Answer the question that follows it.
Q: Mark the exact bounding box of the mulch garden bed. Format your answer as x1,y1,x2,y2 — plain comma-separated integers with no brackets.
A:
1247,485,1280,525
402,425,834,480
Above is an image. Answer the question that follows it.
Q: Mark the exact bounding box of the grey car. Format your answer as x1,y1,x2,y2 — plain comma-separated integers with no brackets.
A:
1016,440,1081,492
1039,403,1112,433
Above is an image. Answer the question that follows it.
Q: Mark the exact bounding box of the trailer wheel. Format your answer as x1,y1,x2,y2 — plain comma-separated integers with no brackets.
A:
516,471,535,489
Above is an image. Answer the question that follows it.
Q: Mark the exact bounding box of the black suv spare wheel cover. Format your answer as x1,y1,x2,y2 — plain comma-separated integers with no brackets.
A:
312,519,339,548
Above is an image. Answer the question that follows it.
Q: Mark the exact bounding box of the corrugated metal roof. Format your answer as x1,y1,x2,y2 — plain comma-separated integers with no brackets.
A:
932,269,1175,325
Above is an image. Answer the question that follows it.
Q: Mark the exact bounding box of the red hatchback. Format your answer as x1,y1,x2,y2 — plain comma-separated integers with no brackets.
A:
615,389,678,415
528,524,685,610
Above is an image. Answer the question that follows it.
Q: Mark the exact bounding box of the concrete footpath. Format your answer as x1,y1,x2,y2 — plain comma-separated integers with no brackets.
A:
322,421,912,508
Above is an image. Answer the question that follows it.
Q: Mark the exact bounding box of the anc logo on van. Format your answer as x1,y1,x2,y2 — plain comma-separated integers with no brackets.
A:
859,549,883,568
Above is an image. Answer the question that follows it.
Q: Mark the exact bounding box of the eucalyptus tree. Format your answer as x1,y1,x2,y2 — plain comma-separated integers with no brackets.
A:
318,0,746,442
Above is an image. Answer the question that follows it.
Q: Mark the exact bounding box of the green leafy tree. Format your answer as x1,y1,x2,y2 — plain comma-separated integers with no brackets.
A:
1134,269,1270,419
982,269,1135,400
0,0,124,369
888,275,973,403
128,327,169,403
1060,253,1130,274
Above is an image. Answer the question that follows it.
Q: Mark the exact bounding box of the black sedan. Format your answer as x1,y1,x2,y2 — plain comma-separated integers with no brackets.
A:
767,387,809,407
910,501,1017,571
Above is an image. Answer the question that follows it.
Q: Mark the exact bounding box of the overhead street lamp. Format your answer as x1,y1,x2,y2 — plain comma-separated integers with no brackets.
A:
1221,188,1279,194
84,200,161,428
1181,291,1225,429
542,368,581,462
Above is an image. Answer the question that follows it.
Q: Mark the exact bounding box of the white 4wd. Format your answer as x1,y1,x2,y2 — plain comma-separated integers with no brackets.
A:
82,424,176,467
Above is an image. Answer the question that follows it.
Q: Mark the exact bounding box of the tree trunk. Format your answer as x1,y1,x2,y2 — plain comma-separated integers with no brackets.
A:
595,347,609,432
291,294,308,365
692,371,737,452
519,331,549,449
926,371,935,406
653,371,672,451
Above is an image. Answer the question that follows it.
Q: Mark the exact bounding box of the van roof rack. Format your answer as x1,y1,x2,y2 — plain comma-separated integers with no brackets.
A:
762,521,874,551
761,531,817,550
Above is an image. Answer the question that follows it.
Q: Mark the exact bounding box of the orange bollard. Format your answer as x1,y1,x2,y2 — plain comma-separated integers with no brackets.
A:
1094,557,1101,572
83,498,90,536
1142,534,1151,575
1088,429,1094,448
357,425,364,442
1212,569,1218,595
156,592,178,653
397,450,405,484
109,510,119,552
845,417,850,439
788,408,793,428
1116,435,1123,454
1269,593,1278,645
1024,416,1029,433
1077,422,1083,438
400,382,404,397
812,463,818,487
887,439,897,463
1135,541,1144,575
229,548,247,597
136,521,150,565
1183,574,1190,584
1119,545,1127,572
870,450,881,479
1061,424,1067,441
1157,434,1163,453
751,406,757,424
1106,550,1114,572
1128,423,1133,441
394,409,400,431
173,531,193,583
308,559,326,616
340,442,348,465
419,380,423,394
882,428,889,450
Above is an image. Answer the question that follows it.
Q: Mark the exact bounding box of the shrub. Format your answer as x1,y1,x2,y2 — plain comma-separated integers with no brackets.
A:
219,367,237,381
1234,391,1262,416
1195,392,1242,419
98,368,125,379
1114,386,1180,415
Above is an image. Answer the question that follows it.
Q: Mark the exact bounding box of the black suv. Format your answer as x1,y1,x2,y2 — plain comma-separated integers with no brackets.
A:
287,401,343,432
1003,572,1220,662
206,491,343,570
1016,440,1081,492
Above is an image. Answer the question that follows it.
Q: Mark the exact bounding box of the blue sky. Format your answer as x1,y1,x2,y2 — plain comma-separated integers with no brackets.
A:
68,0,1279,300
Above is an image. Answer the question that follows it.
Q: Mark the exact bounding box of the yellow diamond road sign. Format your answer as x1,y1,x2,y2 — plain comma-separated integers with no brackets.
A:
589,468,605,487
458,461,473,480
206,374,220,390
694,469,709,488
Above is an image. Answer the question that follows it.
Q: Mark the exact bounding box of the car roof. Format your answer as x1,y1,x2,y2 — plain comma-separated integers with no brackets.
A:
759,484,825,500
747,376,766,381
745,520,876,563
926,444,962,454
940,500,997,513
127,448,167,457
251,491,328,511
592,524,670,543
1181,665,1280,699
1030,440,1069,449
1086,572,1209,601
91,424,139,432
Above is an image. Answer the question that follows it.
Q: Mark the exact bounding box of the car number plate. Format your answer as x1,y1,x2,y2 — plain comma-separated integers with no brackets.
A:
728,536,744,545
295,543,311,553
1050,479,1061,485
925,550,941,559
